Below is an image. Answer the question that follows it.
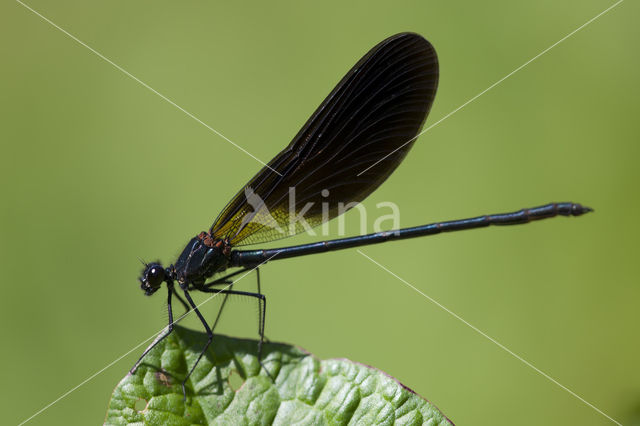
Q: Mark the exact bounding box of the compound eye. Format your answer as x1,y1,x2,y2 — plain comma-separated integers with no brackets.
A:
147,266,165,288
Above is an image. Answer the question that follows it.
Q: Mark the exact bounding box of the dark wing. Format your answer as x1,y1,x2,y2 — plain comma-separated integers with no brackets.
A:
211,32,438,246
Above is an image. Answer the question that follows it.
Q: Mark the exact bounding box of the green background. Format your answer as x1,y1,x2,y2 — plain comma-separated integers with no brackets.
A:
1,1,638,425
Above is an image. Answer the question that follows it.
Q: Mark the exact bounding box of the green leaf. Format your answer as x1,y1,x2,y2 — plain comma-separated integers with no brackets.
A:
106,325,453,425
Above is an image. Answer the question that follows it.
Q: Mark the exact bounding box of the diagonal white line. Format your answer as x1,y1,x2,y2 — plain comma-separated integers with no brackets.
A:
357,0,624,177
17,253,280,426
15,0,282,177
357,250,622,425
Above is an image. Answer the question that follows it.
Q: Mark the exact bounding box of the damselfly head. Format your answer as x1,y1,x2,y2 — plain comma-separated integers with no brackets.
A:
139,262,165,295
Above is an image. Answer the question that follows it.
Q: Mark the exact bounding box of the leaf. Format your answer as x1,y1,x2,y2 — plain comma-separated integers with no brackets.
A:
105,325,453,425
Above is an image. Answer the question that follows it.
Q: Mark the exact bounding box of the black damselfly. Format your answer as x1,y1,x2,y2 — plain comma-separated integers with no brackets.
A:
131,32,592,399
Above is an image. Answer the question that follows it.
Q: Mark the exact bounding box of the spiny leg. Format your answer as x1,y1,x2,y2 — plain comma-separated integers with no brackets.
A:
249,268,271,378
203,268,248,338
199,289,266,337
200,282,274,380
211,282,234,332
252,268,270,345
205,267,267,352
130,284,176,374
254,268,268,359
206,268,267,348
181,289,214,401
204,268,265,342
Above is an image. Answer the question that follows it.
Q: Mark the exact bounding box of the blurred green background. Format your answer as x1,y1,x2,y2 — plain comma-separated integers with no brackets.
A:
1,0,638,425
